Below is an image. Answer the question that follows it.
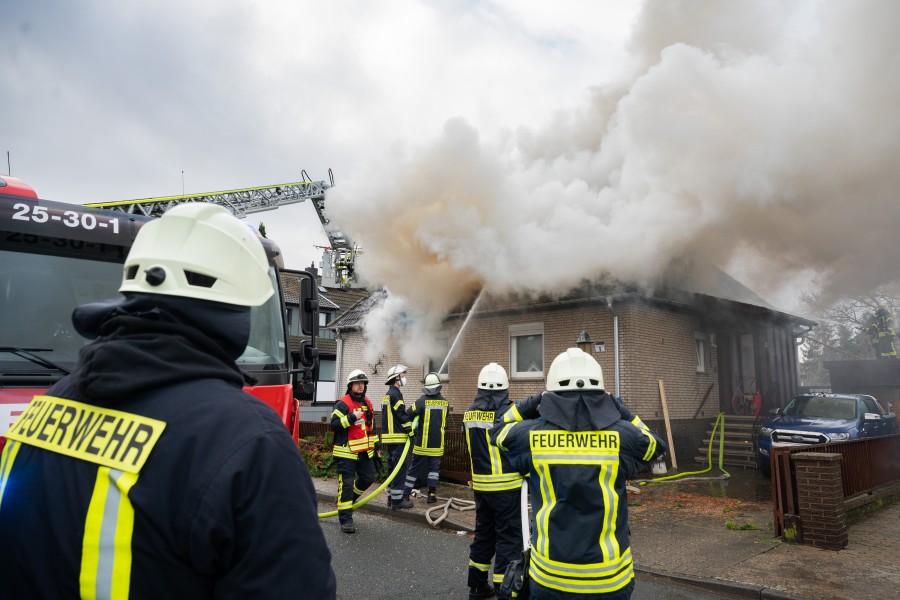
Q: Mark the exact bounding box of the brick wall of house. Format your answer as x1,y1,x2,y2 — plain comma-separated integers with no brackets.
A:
336,300,720,427
618,302,720,421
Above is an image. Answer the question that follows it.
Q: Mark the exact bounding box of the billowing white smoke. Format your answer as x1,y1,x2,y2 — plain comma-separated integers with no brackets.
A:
329,0,900,363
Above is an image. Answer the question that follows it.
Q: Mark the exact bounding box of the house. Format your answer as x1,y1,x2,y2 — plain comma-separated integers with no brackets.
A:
280,268,369,406
328,260,815,467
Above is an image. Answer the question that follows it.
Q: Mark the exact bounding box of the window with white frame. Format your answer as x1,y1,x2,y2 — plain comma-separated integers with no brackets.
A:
510,323,544,377
694,332,707,373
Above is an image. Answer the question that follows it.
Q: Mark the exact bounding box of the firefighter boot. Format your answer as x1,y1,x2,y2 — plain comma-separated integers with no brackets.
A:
469,584,496,600
340,519,356,534
393,496,414,510
427,488,437,504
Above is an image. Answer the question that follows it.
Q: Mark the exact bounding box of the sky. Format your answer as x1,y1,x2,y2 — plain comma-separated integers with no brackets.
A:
4,0,900,364
2,0,637,268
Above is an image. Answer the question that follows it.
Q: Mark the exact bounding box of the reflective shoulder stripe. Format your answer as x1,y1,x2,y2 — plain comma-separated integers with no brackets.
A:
5,396,166,474
81,467,140,599
0,439,23,512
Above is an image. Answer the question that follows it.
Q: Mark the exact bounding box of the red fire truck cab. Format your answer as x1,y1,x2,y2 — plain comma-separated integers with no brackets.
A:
0,177,317,448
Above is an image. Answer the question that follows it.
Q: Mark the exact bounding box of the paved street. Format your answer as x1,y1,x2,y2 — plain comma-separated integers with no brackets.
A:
319,507,747,599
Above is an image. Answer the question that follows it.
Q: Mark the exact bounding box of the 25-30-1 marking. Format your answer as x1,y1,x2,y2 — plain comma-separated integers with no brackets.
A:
11,203,119,234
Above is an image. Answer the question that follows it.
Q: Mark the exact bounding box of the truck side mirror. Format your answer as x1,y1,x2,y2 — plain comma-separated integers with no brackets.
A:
300,275,319,337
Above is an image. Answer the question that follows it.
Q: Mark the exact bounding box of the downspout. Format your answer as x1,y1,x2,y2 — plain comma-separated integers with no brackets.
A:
335,327,345,404
605,296,621,398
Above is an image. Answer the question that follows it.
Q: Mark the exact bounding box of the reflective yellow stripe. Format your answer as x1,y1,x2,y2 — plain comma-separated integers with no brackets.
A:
330,409,350,429
530,547,633,594
337,472,351,509
333,446,357,460
0,439,23,512
412,447,444,457
471,477,523,492
81,467,139,600
488,434,503,473
638,428,657,462
380,433,408,443
348,437,370,451
471,472,523,484
469,560,490,571
534,462,554,556
630,415,647,431
503,405,523,423
495,422,517,451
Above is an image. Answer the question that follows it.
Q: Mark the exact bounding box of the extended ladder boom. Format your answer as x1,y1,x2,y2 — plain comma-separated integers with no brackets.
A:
87,175,363,288
86,180,330,218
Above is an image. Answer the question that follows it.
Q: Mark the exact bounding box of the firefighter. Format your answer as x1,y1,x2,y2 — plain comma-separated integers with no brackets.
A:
381,364,414,509
464,363,524,600
402,372,450,504
0,203,336,598
330,369,378,533
490,348,667,599
866,307,898,359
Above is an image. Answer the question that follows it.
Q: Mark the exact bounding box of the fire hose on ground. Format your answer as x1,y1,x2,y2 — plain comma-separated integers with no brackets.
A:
633,411,731,485
317,436,414,519
407,488,476,528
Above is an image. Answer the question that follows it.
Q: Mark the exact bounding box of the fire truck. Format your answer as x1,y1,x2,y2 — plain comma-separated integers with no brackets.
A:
0,174,324,449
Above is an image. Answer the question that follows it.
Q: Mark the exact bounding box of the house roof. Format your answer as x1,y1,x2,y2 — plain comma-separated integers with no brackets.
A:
278,272,341,310
328,261,815,330
330,289,387,330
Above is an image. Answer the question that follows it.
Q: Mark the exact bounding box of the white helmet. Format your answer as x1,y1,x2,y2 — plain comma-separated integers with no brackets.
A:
347,369,369,384
385,364,408,385
478,363,509,390
546,348,604,393
119,203,274,307
423,372,442,394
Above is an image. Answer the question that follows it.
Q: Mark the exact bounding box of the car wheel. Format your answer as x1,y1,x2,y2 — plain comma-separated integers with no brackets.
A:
758,457,771,478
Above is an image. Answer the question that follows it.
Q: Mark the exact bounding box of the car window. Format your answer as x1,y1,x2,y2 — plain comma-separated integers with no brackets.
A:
860,395,886,416
783,396,857,420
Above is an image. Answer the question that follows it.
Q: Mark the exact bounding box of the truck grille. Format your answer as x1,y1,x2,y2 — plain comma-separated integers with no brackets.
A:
771,430,829,445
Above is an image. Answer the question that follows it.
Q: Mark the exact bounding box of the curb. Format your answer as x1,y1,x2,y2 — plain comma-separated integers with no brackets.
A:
633,566,812,600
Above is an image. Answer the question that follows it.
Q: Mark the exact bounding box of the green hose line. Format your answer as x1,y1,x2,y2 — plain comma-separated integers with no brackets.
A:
318,433,415,519
642,412,731,483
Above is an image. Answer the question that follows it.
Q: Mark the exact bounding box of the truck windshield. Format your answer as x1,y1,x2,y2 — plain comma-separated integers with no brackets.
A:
0,248,285,373
782,396,858,420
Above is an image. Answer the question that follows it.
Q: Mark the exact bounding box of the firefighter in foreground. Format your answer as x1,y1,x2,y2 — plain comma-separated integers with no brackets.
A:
402,372,450,504
464,363,524,600
491,348,667,599
0,203,336,598
330,369,378,533
381,364,415,509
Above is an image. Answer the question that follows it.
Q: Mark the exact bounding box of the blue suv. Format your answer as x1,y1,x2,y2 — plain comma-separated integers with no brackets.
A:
756,393,899,476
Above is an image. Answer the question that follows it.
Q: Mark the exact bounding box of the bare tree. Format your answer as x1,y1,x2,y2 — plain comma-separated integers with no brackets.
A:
797,288,900,386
